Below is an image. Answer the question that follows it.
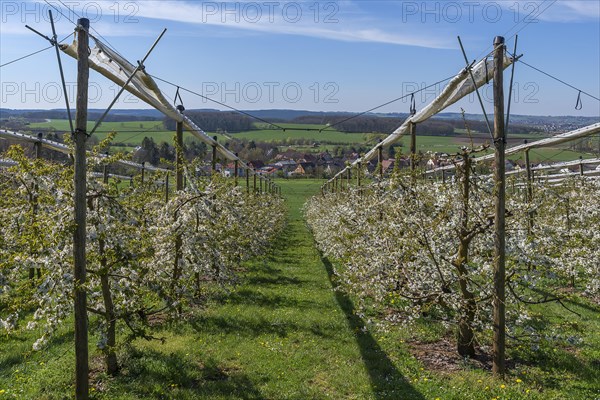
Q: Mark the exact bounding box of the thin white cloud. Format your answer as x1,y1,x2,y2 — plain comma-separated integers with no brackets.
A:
500,0,599,23
125,0,456,49
1,0,454,48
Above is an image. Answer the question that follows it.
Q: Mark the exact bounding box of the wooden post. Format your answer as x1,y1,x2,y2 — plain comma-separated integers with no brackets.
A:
346,167,351,189
492,35,506,377
35,132,43,159
524,144,533,202
29,133,44,280
102,152,109,185
141,162,145,184
579,156,584,176
165,172,169,203
211,136,217,173
442,169,446,184
410,122,417,170
246,168,250,194
176,106,184,191
377,140,383,179
524,145,534,233
172,102,185,301
259,176,263,193
74,17,90,400
234,153,239,186
253,169,257,193
357,162,362,187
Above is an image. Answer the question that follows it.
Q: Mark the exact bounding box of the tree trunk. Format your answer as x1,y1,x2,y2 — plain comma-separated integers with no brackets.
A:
455,247,476,357
100,271,118,375
454,156,476,357
98,234,118,375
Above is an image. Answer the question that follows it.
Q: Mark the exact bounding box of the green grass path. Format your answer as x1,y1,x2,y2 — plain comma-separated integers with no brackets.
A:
114,179,423,399
1,179,422,399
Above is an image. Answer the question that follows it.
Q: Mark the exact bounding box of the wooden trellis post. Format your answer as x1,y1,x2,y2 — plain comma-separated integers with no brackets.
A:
211,136,217,173
524,144,534,233
346,167,351,188
165,172,169,203
35,132,43,159
410,122,417,170
492,35,506,377
102,153,109,185
377,140,383,179
73,17,90,400
176,106,184,191
246,168,250,194
234,153,239,186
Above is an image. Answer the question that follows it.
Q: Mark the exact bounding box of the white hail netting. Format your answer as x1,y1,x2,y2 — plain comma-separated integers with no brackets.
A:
427,122,600,173
472,123,600,162
506,157,600,176
347,55,514,173
60,36,241,163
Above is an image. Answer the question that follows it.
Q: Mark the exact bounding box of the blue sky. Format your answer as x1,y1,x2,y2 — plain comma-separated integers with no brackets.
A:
1,0,599,116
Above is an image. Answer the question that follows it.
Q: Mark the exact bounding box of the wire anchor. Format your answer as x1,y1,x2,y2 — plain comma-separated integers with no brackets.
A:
575,91,583,110
174,86,185,113
410,93,416,116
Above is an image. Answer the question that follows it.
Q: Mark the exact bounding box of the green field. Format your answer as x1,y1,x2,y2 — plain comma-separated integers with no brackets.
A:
25,119,595,164
229,123,369,144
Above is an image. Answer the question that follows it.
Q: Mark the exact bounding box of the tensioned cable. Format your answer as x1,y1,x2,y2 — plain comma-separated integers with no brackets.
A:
517,60,600,103
473,0,558,61
54,0,128,61
49,10,74,135
526,134,592,166
458,36,494,141
103,123,169,145
42,0,76,25
0,32,73,68
151,72,460,134
148,74,288,130
505,36,519,134
318,74,457,133
0,46,53,68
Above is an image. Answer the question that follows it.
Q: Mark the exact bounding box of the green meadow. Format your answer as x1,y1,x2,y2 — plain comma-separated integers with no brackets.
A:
25,119,593,164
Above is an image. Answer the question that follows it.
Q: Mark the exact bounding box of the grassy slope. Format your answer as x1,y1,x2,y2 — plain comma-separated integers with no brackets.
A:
1,179,599,399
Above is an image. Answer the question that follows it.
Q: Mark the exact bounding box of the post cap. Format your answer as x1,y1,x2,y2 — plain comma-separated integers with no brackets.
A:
77,18,90,30
494,36,505,45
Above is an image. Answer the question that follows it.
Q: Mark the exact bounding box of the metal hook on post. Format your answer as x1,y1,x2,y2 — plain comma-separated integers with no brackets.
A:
174,86,185,110
575,91,583,110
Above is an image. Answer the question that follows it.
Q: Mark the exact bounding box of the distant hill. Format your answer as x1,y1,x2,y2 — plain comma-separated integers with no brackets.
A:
2,108,597,132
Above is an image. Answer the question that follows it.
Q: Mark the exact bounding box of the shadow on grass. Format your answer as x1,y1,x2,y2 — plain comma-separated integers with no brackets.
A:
320,254,425,400
189,313,336,341
227,288,322,310
530,286,600,314
116,347,266,399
